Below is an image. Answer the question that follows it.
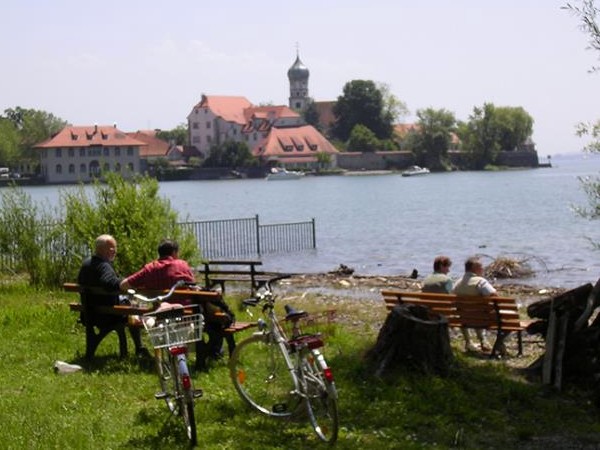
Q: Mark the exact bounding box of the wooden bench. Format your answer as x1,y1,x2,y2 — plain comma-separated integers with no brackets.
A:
381,290,527,357
64,283,255,361
198,259,291,295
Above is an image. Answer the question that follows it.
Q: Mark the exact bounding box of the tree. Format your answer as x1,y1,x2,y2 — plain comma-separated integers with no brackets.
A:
203,141,257,168
457,103,534,169
406,108,457,170
1,107,68,171
302,99,321,130
0,118,21,166
156,123,189,146
331,80,394,142
565,0,600,230
346,124,380,152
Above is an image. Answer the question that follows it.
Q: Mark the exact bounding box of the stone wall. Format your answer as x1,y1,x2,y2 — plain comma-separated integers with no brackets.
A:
335,151,415,170
336,150,540,171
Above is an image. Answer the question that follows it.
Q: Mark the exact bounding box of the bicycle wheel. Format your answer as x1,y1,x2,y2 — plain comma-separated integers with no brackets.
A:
229,333,300,417
176,355,197,446
154,348,178,413
301,350,339,444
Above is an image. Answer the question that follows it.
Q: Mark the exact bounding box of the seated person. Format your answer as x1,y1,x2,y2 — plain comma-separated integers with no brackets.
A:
421,256,453,293
77,234,145,357
120,239,233,367
452,256,496,352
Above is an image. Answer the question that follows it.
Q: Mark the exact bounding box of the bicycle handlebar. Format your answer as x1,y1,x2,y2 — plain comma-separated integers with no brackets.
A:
128,279,187,303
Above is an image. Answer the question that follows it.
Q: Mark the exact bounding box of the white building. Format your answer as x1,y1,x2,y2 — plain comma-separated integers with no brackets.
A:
34,124,145,184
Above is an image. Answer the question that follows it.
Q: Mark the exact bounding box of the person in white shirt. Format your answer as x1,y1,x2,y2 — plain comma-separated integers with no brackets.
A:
453,256,497,352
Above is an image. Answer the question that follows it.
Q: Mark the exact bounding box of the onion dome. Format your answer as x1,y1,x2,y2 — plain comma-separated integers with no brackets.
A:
287,55,309,81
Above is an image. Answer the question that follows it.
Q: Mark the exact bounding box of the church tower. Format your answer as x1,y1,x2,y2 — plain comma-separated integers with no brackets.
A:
288,50,310,111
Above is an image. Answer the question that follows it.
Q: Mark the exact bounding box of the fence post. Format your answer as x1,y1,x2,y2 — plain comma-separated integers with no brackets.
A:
311,217,316,249
255,214,261,255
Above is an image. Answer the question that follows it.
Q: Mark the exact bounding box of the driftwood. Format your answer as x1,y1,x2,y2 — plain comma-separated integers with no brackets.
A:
526,279,600,392
367,304,453,377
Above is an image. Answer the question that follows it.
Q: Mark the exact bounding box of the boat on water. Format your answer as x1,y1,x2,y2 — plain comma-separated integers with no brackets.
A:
266,168,305,180
402,165,430,177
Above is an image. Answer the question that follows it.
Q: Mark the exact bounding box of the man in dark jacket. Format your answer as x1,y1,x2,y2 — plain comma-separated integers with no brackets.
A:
77,234,145,356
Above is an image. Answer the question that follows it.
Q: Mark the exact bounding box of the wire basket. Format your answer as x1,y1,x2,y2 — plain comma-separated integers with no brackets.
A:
142,313,204,349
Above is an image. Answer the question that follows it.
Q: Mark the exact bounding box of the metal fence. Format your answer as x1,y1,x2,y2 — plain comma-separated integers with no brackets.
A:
179,215,316,259
0,215,316,272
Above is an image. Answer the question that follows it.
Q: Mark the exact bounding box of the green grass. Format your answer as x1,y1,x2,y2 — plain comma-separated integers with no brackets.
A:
2,281,600,449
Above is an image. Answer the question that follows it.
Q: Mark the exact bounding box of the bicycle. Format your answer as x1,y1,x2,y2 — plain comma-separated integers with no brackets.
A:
228,281,339,444
129,280,204,446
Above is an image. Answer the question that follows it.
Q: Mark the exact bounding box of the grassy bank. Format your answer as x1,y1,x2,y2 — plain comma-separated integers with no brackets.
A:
1,280,600,449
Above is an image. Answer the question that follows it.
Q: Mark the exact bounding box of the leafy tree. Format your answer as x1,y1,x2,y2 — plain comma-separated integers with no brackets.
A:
61,173,200,279
406,108,457,170
457,103,534,169
0,118,21,166
203,141,257,168
1,107,68,171
377,82,410,124
302,99,321,130
565,0,600,234
331,80,394,142
347,124,380,152
156,123,189,146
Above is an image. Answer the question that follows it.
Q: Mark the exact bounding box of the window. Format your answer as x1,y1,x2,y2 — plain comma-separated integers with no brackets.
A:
115,147,120,156
127,147,133,156
103,148,109,157
68,148,74,157
56,164,62,174
68,164,75,174
80,163,86,173
127,162,134,171
103,163,110,172
115,163,121,172
192,122,199,129
56,148,62,158
79,148,85,157
206,122,211,129
207,135,212,143
192,136,200,143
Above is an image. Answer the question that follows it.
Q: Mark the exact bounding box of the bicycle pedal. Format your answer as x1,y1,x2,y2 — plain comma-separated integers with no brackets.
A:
193,389,203,398
154,391,168,400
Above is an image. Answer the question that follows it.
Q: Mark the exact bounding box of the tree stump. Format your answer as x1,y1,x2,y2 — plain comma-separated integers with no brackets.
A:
367,304,453,377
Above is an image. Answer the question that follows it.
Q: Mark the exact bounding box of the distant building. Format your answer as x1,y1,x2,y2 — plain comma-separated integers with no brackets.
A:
187,93,338,170
288,52,310,112
34,124,146,184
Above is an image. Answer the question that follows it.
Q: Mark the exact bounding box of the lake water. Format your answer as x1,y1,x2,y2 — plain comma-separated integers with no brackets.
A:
15,154,600,289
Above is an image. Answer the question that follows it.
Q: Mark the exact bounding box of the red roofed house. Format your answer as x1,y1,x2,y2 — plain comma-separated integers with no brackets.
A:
34,124,146,183
187,94,338,170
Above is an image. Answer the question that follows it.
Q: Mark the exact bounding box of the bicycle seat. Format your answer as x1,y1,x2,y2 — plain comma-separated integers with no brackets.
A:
284,304,308,321
242,297,260,307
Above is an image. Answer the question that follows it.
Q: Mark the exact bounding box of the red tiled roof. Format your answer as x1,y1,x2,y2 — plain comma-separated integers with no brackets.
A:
35,125,146,149
194,95,252,124
127,131,170,157
243,105,300,122
253,125,338,157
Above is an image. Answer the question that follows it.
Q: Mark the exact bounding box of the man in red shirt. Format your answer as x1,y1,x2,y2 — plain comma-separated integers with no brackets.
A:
120,239,195,293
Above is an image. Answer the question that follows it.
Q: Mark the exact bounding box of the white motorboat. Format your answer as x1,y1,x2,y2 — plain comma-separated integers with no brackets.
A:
266,168,305,180
401,165,430,177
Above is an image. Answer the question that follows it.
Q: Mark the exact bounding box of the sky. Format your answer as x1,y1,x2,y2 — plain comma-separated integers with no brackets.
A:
1,0,599,157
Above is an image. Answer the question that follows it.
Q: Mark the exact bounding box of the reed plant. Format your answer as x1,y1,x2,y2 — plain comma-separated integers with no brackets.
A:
2,281,600,449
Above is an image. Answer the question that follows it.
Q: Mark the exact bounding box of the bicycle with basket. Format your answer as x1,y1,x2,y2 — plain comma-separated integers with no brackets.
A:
228,280,339,444
129,280,204,446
